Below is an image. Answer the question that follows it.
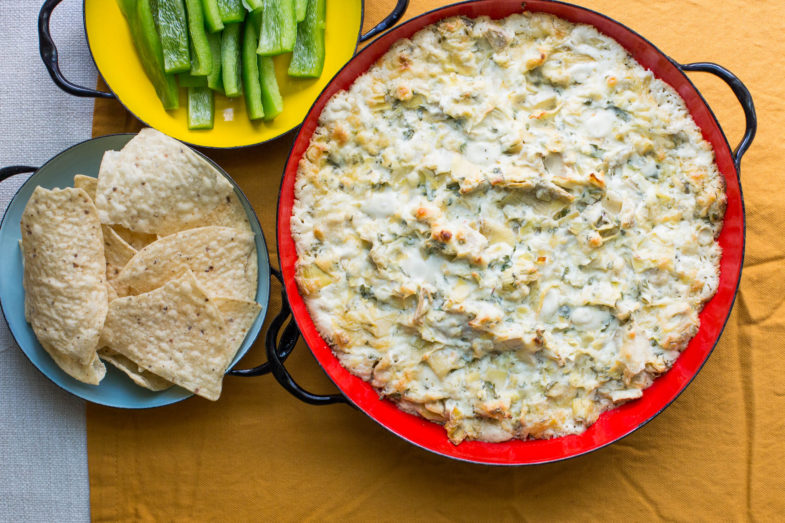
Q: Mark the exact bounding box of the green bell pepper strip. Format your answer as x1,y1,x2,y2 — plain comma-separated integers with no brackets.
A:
218,0,245,23
178,73,208,87
242,0,263,10
288,0,325,78
200,0,225,32
207,31,223,90
184,0,212,75
257,0,296,56
154,0,191,73
242,13,265,120
221,23,243,97
187,86,215,129
117,0,136,19
118,0,180,109
259,55,283,120
294,0,306,22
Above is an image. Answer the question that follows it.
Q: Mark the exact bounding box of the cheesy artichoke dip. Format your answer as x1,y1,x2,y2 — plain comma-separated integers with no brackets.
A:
291,13,726,443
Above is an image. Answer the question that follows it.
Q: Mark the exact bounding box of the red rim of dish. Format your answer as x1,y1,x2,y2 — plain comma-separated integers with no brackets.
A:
276,0,745,465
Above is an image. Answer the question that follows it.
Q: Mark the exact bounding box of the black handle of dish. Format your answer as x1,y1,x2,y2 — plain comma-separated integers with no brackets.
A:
228,267,297,377
265,290,349,406
38,0,114,99
679,62,756,172
359,0,409,43
0,166,37,183
266,296,349,405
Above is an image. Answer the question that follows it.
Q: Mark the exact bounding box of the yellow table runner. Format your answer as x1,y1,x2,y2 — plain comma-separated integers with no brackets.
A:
88,1,785,519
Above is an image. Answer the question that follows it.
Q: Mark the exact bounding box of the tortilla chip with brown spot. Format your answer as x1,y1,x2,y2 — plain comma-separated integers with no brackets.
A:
212,297,262,366
74,174,157,249
100,270,234,400
73,174,98,199
194,191,253,234
20,186,108,369
94,129,234,236
102,225,136,283
114,226,257,301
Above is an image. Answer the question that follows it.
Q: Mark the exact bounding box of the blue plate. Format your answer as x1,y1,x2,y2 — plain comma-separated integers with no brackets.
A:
0,134,270,408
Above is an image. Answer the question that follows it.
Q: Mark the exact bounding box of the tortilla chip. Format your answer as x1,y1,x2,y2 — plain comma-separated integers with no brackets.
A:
111,225,157,251
73,174,97,199
100,270,234,400
102,225,136,282
98,347,172,391
75,174,157,249
194,191,253,234
94,129,234,236
212,298,262,362
43,341,106,385
71,178,136,295
20,187,108,367
114,226,257,301
106,283,118,302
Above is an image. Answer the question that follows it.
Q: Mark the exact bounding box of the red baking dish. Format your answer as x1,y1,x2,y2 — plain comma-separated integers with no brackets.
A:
273,0,756,464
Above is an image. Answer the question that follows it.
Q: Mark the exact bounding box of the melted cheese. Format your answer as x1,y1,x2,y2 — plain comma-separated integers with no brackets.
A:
292,13,725,443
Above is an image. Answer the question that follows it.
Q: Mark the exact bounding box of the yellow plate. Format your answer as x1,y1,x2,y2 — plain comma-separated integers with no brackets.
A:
84,0,362,148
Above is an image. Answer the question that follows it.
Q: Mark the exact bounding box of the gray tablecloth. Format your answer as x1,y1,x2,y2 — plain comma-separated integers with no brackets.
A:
0,1,96,520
